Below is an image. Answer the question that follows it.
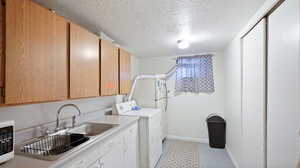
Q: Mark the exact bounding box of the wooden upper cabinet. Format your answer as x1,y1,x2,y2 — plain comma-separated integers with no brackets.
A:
119,48,131,94
70,23,99,98
0,1,5,103
100,40,119,96
5,0,69,104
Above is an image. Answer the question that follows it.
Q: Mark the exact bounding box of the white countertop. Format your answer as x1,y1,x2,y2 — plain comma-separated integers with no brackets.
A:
1,115,139,168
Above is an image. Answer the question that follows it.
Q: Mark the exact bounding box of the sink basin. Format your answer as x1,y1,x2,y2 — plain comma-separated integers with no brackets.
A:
15,122,116,161
16,133,89,161
68,123,116,136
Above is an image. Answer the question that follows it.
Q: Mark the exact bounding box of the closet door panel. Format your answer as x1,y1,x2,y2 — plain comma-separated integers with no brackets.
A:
242,19,266,168
268,0,300,167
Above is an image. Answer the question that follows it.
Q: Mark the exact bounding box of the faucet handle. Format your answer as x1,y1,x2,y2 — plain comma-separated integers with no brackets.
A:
54,127,62,132
45,128,52,135
40,126,52,136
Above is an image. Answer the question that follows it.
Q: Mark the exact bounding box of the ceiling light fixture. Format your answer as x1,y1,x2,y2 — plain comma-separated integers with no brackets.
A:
177,39,190,49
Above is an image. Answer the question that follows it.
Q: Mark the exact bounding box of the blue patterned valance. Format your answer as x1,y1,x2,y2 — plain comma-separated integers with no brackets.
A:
175,55,215,95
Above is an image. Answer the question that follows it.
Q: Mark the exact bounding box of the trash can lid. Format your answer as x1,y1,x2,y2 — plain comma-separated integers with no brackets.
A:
207,115,225,123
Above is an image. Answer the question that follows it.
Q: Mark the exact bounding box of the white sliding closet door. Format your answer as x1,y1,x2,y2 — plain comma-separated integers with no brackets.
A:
268,0,300,167
242,19,266,168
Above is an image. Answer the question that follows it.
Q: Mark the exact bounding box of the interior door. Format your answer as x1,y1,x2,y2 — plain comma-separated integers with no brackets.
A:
241,18,266,168
267,0,300,167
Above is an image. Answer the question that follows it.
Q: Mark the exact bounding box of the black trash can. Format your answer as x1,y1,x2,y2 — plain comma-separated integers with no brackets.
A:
206,114,226,148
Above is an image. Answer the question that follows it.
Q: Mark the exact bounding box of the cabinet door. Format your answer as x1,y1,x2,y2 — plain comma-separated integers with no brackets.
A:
6,0,68,104
267,0,300,167
0,0,4,104
123,124,138,168
100,135,123,168
119,48,131,94
100,40,119,96
70,23,99,98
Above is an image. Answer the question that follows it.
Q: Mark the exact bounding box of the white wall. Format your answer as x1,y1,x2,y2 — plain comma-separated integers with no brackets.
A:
131,55,140,78
135,53,225,141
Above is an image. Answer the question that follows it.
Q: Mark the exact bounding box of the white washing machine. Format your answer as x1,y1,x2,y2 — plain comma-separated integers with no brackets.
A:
113,101,162,168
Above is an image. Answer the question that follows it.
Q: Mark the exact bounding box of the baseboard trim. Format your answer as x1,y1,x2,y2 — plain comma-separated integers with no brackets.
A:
226,146,239,168
166,135,209,144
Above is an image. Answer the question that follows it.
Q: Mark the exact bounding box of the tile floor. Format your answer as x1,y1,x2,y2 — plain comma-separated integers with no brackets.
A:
155,140,235,168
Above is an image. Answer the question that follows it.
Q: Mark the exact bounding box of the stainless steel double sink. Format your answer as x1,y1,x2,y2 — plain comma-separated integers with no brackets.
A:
15,123,117,161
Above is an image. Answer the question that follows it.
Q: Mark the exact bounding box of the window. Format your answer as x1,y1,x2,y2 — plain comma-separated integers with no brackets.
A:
175,55,215,94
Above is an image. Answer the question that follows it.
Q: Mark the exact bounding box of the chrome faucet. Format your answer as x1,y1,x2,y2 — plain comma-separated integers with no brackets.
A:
55,104,82,132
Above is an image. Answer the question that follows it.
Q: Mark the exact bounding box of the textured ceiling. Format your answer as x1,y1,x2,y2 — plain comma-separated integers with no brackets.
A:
33,0,265,57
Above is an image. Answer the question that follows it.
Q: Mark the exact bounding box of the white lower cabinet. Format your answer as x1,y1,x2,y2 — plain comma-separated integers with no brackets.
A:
122,123,138,168
97,134,123,168
88,123,138,168
60,122,138,168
